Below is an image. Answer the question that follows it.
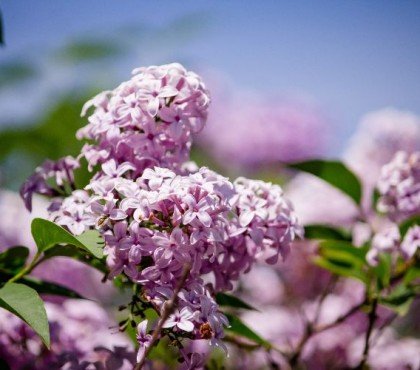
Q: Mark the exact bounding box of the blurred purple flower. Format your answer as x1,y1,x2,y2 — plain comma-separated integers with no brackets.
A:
197,91,329,172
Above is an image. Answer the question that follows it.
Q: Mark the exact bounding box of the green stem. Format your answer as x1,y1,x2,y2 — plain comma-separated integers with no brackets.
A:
7,252,41,284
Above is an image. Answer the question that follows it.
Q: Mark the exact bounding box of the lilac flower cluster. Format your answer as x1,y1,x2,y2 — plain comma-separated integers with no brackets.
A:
377,151,420,222
20,156,79,212
0,300,134,370
197,92,328,172
77,63,210,174
367,224,420,266
344,108,420,209
20,63,302,362
65,165,300,356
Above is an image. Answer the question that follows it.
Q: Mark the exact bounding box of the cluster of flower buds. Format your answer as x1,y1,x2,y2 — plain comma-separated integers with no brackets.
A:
21,63,302,362
377,151,420,222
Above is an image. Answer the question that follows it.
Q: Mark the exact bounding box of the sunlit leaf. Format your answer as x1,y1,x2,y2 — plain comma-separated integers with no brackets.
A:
31,218,103,258
315,241,369,283
43,244,106,272
0,282,50,347
304,225,351,241
0,246,29,273
225,313,270,347
289,160,362,205
379,285,416,316
216,293,258,311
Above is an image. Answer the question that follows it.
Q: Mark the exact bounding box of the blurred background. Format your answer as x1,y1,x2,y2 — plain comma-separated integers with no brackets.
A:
1,0,420,187
1,3,420,367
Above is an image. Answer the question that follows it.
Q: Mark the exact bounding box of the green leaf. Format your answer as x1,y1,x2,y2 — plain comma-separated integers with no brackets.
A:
225,313,270,347
0,271,83,298
43,245,106,273
31,218,103,259
373,253,392,289
21,277,84,299
55,40,123,63
304,225,351,241
76,230,104,258
0,246,29,273
372,188,381,210
379,285,416,316
0,61,37,87
399,216,420,238
315,241,369,283
319,240,367,262
216,293,258,311
0,283,50,347
403,265,420,286
289,160,362,205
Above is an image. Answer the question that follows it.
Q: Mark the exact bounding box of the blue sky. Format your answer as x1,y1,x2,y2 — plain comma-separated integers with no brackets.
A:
2,0,420,154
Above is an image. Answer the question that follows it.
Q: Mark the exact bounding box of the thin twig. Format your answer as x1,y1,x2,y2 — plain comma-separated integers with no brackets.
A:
355,298,378,369
135,263,191,369
314,299,366,332
288,298,366,367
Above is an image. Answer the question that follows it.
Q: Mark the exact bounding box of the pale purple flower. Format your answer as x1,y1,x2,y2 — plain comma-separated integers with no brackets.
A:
163,307,196,332
136,320,152,363
344,108,420,209
197,89,328,172
401,225,420,260
20,156,79,211
0,299,133,369
77,63,210,174
367,224,400,266
377,151,420,222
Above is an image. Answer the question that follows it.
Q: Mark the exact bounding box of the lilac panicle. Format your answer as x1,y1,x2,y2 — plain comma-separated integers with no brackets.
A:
377,151,420,222
19,63,302,360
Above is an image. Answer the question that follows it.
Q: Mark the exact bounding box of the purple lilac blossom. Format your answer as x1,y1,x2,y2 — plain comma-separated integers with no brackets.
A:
77,166,301,354
77,63,210,175
344,108,420,210
20,156,79,212
0,190,113,301
196,91,329,173
401,225,420,259
347,328,420,370
366,224,401,266
376,151,420,222
0,300,134,370
20,63,302,360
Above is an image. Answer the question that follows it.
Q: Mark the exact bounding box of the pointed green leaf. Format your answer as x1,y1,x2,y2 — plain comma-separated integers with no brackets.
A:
0,246,29,273
289,160,362,205
216,293,258,311
315,241,369,283
0,283,50,347
43,244,106,273
31,218,103,258
379,285,416,316
403,265,420,286
304,225,351,241
225,313,270,347
21,277,84,299
0,271,83,298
